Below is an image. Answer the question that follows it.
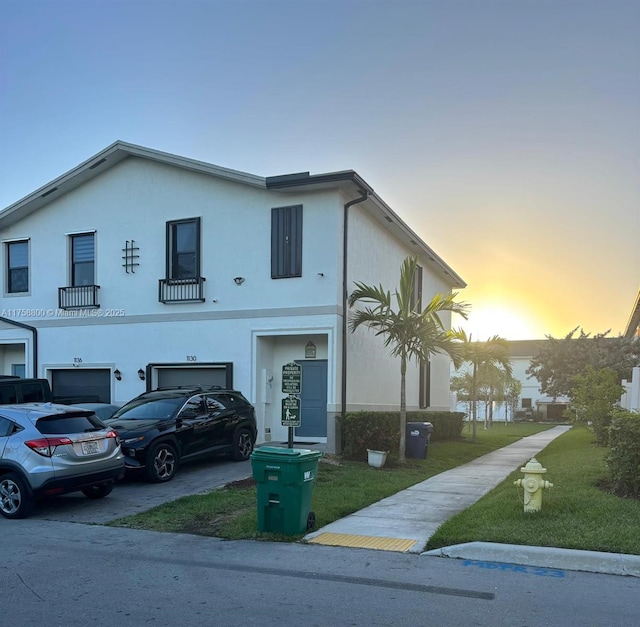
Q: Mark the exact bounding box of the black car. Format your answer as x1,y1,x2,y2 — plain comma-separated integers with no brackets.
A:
106,386,257,482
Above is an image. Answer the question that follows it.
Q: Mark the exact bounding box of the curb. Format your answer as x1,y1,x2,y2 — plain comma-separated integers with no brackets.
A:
423,542,640,577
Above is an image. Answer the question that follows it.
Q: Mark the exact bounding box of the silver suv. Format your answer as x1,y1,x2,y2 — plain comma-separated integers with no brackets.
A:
0,403,125,519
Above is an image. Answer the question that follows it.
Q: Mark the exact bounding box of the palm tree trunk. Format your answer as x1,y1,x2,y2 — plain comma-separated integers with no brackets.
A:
488,386,494,428
399,355,407,463
471,362,478,442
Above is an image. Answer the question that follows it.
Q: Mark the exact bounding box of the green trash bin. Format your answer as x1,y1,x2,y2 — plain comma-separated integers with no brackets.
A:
250,446,322,535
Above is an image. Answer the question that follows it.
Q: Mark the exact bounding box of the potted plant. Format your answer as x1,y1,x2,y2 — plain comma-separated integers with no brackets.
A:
366,448,389,468
364,419,396,468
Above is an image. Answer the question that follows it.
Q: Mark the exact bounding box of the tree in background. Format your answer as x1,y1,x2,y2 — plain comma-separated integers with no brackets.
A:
451,371,474,430
569,365,624,446
504,377,522,424
348,256,469,463
481,363,509,428
454,361,514,429
458,332,512,442
526,328,640,400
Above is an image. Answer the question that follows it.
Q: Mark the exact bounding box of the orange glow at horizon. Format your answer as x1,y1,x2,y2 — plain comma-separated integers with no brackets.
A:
455,304,544,341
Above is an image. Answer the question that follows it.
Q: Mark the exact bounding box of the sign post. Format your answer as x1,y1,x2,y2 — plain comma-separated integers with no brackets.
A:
282,362,302,448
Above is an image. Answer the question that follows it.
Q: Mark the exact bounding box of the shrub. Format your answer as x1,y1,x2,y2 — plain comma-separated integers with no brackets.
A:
606,408,640,498
569,366,624,446
407,411,465,441
341,411,465,461
341,412,400,461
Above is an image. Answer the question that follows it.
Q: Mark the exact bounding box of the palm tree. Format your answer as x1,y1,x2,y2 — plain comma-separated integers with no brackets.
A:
504,377,522,424
480,362,509,429
348,256,469,462
459,331,512,442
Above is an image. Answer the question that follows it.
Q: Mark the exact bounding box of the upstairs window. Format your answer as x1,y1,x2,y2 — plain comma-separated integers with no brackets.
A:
410,264,423,312
419,359,430,408
71,233,95,286
167,218,200,280
6,240,29,293
271,205,302,279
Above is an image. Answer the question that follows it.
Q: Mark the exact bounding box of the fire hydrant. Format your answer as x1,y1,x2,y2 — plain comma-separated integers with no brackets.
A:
514,458,553,513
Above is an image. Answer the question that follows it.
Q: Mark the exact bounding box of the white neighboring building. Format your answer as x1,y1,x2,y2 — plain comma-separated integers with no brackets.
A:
0,141,466,452
451,340,570,422
621,367,640,412
621,289,640,412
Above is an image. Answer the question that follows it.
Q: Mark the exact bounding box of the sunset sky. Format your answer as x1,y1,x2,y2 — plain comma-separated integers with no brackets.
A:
1,0,638,340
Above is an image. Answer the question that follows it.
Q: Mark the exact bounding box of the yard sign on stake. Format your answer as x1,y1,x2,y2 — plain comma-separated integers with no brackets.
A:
281,362,302,448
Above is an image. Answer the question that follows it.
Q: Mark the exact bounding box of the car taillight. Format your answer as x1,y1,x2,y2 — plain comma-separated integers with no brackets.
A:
106,430,120,444
25,437,73,457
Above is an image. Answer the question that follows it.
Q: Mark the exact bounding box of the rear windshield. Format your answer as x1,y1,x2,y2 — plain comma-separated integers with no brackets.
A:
36,413,106,434
111,396,185,421
22,383,49,402
0,386,18,404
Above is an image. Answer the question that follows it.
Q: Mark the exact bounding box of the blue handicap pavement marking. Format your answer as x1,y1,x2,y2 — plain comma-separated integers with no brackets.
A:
462,559,565,578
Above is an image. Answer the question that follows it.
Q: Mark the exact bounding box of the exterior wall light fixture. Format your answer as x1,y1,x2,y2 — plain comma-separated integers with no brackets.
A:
138,368,146,381
114,369,122,381
234,277,245,285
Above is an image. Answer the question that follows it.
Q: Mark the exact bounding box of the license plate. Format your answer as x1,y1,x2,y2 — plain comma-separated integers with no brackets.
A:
81,440,100,455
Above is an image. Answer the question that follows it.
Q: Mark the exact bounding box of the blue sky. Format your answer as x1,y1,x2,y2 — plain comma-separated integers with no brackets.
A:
1,0,638,339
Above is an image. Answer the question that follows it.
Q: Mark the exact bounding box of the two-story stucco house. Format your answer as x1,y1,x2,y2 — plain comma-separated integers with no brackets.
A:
0,141,465,452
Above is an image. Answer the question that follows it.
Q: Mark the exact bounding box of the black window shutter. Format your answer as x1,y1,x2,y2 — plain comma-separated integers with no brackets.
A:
271,205,302,278
419,359,431,409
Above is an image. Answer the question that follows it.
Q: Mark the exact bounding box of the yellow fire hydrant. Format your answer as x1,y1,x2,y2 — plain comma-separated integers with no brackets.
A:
514,457,553,513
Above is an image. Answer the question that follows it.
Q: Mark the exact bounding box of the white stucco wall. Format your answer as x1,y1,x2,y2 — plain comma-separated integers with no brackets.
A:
1,158,345,314
346,202,456,411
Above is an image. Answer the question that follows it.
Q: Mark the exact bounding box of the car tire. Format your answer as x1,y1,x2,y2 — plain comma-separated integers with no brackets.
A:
145,441,179,483
82,484,114,499
231,427,254,461
0,473,34,519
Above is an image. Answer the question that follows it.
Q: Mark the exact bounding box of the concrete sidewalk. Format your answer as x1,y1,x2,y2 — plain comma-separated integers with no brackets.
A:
305,426,572,552
304,424,640,576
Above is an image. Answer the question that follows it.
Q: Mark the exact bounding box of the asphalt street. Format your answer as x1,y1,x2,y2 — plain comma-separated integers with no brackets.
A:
2,518,638,627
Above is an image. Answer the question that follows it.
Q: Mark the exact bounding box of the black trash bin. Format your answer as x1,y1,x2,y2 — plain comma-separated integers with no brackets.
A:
405,422,433,459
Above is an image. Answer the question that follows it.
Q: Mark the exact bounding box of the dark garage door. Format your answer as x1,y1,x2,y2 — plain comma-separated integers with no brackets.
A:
51,369,111,403
156,366,230,389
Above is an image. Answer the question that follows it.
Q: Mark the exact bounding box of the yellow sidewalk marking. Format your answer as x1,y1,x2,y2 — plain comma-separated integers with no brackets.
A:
308,532,417,552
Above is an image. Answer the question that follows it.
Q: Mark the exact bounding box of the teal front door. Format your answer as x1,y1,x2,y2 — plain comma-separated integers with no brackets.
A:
295,360,327,438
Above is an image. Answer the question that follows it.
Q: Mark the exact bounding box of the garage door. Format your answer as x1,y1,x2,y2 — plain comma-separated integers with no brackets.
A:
51,369,111,403
156,366,231,389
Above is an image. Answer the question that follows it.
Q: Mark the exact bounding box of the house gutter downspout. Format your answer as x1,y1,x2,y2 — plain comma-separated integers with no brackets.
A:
341,190,369,425
0,317,38,377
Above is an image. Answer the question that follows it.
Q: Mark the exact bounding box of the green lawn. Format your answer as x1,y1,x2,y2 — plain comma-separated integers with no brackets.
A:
108,422,554,541
427,425,640,555
108,423,640,554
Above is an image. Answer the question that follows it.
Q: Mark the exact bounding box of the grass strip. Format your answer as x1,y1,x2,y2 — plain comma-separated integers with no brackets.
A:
426,425,640,555
108,423,553,541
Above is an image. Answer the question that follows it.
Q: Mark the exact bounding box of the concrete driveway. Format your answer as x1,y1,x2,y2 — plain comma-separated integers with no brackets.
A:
29,456,253,524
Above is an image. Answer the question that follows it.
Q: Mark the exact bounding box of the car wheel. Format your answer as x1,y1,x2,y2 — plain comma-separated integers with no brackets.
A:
82,484,114,499
145,442,179,482
0,473,34,519
232,427,254,461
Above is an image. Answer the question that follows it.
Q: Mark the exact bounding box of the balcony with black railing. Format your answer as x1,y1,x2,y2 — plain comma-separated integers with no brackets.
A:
158,277,206,303
58,285,100,309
